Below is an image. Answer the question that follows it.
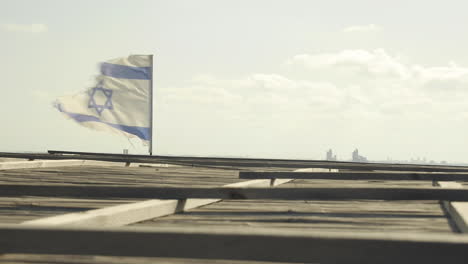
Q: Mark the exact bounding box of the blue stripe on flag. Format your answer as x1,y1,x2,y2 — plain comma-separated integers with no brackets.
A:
101,62,151,80
57,106,150,140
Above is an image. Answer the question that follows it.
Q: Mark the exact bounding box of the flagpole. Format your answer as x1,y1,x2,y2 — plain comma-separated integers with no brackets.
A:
149,54,154,156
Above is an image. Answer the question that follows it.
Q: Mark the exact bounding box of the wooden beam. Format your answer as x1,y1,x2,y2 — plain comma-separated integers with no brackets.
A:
2,151,468,172
240,171,468,181
1,224,468,263
436,181,468,233
3,184,468,201
21,179,292,227
21,199,182,227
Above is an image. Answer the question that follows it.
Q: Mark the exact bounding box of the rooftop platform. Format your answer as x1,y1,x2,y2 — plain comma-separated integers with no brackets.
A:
0,152,467,263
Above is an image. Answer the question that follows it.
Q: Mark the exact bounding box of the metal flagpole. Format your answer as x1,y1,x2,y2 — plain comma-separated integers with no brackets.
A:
149,54,154,156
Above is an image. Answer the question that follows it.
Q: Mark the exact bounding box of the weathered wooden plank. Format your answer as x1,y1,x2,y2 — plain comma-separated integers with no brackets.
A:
137,179,451,234
3,185,468,201
0,166,241,187
0,159,171,171
289,178,433,188
0,165,248,224
0,160,87,170
20,199,179,227
21,179,293,227
436,181,468,233
1,224,468,263
0,254,294,264
0,197,139,224
139,199,453,234
0,165,241,224
240,171,468,181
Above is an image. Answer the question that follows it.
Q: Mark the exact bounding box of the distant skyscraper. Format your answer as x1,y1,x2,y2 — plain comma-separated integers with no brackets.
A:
352,149,368,162
326,149,337,161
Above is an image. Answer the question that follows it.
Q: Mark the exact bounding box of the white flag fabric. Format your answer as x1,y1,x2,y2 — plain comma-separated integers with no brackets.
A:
54,55,152,141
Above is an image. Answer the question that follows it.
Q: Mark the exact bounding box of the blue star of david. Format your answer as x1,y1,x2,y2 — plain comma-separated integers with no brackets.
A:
88,81,113,115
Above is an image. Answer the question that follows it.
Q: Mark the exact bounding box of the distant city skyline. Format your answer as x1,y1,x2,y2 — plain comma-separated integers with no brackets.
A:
2,0,468,162
326,148,457,165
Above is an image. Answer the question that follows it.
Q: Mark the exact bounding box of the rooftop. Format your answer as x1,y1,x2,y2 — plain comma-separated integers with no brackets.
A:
0,151,467,263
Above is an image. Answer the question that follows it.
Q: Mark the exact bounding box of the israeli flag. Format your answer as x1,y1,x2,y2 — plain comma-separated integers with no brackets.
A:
54,55,153,142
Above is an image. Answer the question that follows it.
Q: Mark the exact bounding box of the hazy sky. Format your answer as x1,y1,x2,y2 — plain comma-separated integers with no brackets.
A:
2,0,468,162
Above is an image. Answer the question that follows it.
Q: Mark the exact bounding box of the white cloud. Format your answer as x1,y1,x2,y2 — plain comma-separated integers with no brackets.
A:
289,49,411,79
161,48,468,127
343,24,382,33
287,48,468,119
413,62,468,82
288,49,468,86
160,73,344,119
1,23,48,33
